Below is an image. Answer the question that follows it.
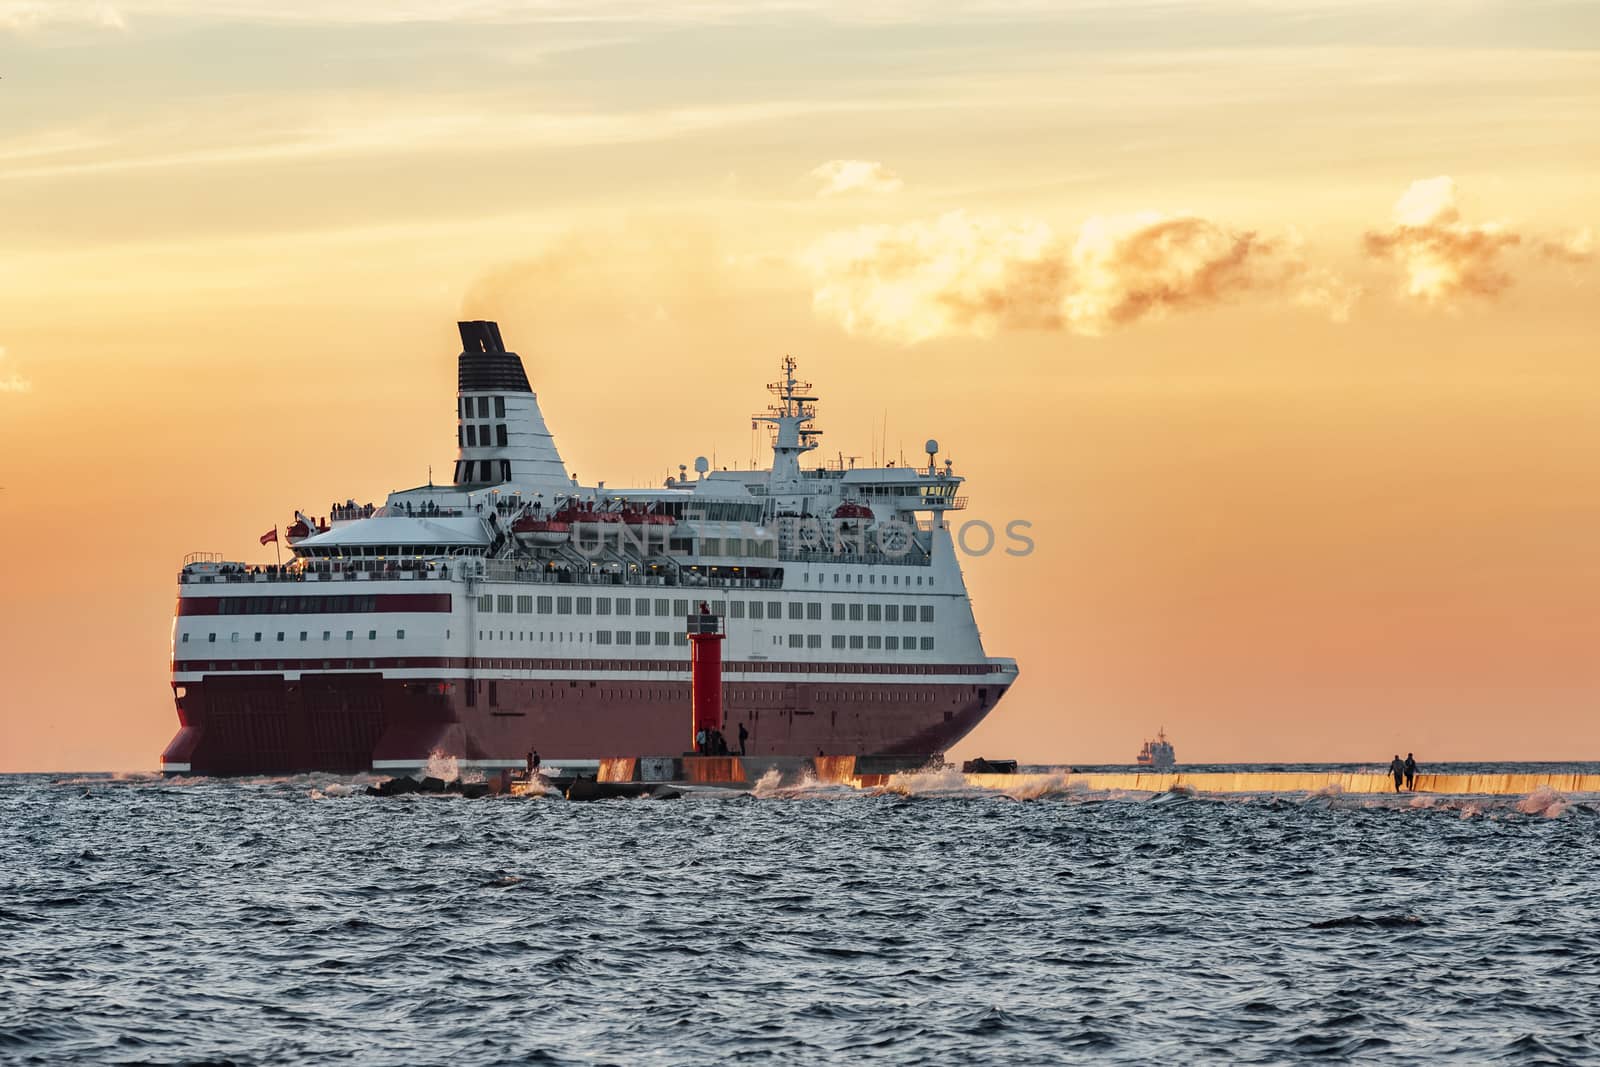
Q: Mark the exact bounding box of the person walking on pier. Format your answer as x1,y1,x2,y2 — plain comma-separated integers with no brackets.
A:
1404,753,1418,792
1388,754,1405,793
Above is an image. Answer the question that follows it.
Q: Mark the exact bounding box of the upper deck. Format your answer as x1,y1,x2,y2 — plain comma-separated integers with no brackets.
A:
175,330,1004,683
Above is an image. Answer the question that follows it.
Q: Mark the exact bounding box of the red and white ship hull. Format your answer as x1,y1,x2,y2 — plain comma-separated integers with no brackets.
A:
161,662,1011,775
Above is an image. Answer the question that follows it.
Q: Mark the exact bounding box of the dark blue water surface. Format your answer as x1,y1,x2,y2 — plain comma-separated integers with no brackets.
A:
3,769,1598,1065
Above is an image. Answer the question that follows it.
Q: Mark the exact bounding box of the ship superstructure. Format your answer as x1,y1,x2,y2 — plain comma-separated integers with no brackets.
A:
162,322,1018,775
1137,729,1176,772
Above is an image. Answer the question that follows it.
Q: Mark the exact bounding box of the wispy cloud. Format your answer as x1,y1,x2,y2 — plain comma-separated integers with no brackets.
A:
2,0,1578,31
0,0,1092,31
0,2,125,31
810,159,903,197
801,209,1354,343
0,347,32,394
459,219,730,325
0,98,940,182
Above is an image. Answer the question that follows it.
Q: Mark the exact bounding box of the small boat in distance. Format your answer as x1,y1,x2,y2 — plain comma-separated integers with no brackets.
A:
1137,728,1176,772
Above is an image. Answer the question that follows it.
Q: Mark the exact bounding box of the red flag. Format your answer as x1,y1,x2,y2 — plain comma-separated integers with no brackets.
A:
259,526,278,545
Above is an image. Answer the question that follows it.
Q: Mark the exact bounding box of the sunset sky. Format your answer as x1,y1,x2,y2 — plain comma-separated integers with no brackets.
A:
2,1,1598,771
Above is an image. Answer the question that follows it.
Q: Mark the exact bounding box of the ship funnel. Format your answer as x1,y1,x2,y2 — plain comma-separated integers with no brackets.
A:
451,320,569,492
457,319,530,393
459,320,504,353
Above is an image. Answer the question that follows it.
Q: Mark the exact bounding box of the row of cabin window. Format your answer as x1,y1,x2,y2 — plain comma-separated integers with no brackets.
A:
454,459,511,484
843,635,933,651
201,595,383,614
813,572,933,586
691,538,779,559
460,396,507,419
464,680,944,710
458,423,509,448
482,630,683,646
785,633,933,651
180,627,936,653
186,629,407,643
474,629,935,652
476,594,934,623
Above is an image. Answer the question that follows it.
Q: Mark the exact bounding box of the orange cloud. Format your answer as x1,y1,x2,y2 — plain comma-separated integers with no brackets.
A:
1539,227,1595,264
802,209,1353,343
1362,177,1525,304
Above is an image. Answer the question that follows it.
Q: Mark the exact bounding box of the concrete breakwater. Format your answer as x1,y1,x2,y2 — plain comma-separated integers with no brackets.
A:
573,758,1600,795
963,771,1600,796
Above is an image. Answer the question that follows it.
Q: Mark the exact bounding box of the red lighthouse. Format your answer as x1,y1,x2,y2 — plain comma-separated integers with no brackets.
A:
686,602,724,749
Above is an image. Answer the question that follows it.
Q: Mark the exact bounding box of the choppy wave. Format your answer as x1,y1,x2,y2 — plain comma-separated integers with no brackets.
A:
3,770,1599,1065
1514,784,1572,818
744,768,858,801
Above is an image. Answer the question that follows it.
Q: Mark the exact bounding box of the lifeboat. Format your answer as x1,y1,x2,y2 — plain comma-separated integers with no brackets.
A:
515,500,627,546
621,505,675,527
833,501,874,521
512,515,572,546
555,501,623,525
286,510,329,545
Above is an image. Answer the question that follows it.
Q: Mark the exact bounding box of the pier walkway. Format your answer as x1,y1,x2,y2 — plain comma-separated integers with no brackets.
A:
559,759,1600,795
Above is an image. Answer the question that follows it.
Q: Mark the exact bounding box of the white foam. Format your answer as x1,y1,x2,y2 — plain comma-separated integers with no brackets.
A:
1000,772,1085,801
1516,785,1571,818
422,750,460,781
751,768,858,799
879,765,974,797
751,768,786,798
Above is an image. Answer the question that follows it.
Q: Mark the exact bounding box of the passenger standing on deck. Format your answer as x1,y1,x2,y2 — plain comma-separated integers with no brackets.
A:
695,727,707,755
1389,754,1405,793
1404,753,1418,792
738,722,748,756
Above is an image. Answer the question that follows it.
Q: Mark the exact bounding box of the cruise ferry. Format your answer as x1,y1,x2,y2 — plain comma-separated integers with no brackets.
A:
162,321,1019,775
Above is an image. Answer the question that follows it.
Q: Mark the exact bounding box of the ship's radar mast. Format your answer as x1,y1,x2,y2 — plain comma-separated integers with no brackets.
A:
753,355,821,494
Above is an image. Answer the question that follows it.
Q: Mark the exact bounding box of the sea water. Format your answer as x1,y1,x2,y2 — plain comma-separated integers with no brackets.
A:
2,767,1597,1065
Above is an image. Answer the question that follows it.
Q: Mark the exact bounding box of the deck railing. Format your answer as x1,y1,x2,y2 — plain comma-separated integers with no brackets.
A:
179,560,784,591
775,546,932,567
